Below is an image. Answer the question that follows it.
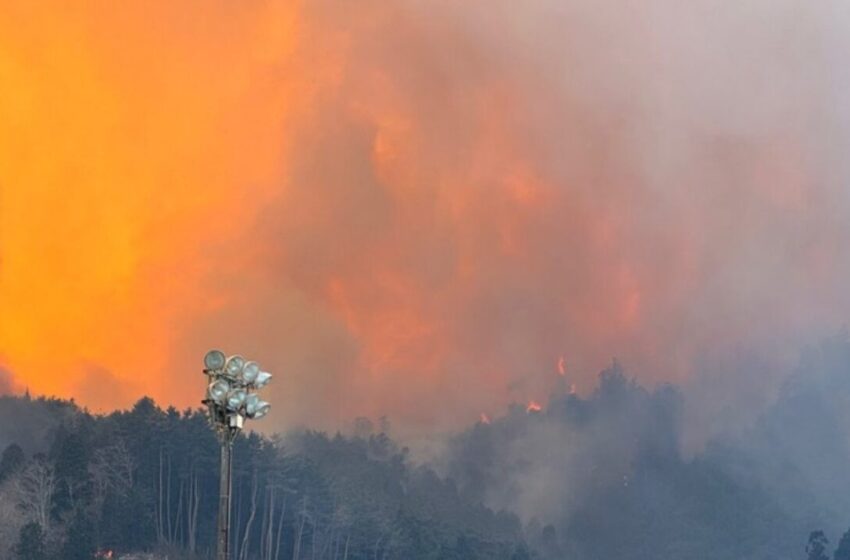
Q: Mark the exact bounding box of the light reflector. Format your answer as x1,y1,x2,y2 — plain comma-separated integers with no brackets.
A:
249,401,271,419
225,355,245,378
204,349,226,371
242,361,260,384
245,393,259,414
226,388,247,411
254,372,272,388
208,380,230,403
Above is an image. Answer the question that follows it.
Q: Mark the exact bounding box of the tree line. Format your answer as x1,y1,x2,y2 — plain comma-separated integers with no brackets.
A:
0,394,528,560
807,529,850,560
5,335,850,560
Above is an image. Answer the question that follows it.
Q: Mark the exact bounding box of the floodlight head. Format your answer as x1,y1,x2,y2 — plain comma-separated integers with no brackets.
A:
208,380,230,403
204,349,226,371
254,371,272,388
225,355,245,378
242,361,260,384
249,401,271,420
245,393,259,413
226,388,247,411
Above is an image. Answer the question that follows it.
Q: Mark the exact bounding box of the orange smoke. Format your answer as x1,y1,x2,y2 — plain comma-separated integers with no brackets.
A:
1,1,849,435
0,1,300,407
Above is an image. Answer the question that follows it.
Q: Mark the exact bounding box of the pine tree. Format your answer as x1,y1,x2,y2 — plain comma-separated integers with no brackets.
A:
834,528,850,560
14,522,45,560
61,511,95,560
806,530,829,560
0,443,25,483
511,543,532,560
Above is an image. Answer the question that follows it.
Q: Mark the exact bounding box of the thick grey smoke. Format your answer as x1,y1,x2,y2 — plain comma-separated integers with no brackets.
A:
439,335,850,558
168,0,850,442
3,0,849,443
0,395,76,456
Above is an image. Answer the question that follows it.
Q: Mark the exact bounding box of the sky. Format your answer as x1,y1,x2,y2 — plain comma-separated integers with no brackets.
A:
2,1,850,438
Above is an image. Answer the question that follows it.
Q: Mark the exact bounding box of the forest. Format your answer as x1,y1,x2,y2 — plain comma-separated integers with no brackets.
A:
0,395,526,560
4,334,850,559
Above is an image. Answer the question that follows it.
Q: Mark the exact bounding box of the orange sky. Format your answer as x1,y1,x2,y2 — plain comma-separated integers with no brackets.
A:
2,1,849,434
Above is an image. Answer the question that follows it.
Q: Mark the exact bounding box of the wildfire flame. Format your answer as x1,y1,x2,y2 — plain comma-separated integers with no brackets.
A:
1,1,847,433
526,401,543,413
479,413,491,424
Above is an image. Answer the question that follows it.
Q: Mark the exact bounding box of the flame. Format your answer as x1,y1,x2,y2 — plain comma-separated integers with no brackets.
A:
526,401,543,413
0,1,847,432
479,413,491,425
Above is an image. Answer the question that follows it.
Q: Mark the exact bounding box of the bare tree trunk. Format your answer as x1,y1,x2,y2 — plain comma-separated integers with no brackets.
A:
188,469,201,554
66,479,77,513
186,470,193,553
174,478,185,545
239,471,259,560
373,535,382,560
260,489,269,560
14,459,55,531
319,521,335,560
166,453,173,544
293,497,307,560
233,478,243,560
343,534,350,560
264,488,275,560
274,498,287,560
311,519,317,560
157,448,164,544
120,440,134,488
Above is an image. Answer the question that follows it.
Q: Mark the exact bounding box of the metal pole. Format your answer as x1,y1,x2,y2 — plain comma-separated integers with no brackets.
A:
204,350,269,560
216,432,233,560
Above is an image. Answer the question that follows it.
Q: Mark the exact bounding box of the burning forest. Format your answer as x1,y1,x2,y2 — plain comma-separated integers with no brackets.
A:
2,0,850,559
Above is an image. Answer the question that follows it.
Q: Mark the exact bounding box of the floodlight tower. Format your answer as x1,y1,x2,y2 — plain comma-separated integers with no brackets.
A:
203,350,272,560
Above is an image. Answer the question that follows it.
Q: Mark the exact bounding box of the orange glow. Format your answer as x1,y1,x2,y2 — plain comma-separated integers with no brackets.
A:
527,401,543,413
480,413,491,425
0,2,300,409
1,1,846,433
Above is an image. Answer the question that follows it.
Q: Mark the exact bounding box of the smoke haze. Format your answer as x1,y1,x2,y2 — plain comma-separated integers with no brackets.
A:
0,365,13,396
434,334,850,558
1,1,850,444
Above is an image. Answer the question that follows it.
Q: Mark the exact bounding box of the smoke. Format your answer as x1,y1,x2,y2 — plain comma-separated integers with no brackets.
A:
74,364,139,411
0,365,13,396
442,363,683,523
1,1,850,439
439,338,850,558
0,395,77,455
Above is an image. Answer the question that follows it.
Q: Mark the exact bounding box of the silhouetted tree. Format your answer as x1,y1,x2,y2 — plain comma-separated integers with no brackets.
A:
50,422,93,514
806,530,829,560
14,522,45,560
511,543,532,560
61,511,95,560
540,524,562,558
0,443,25,483
454,534,477,560
834,528,850,560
